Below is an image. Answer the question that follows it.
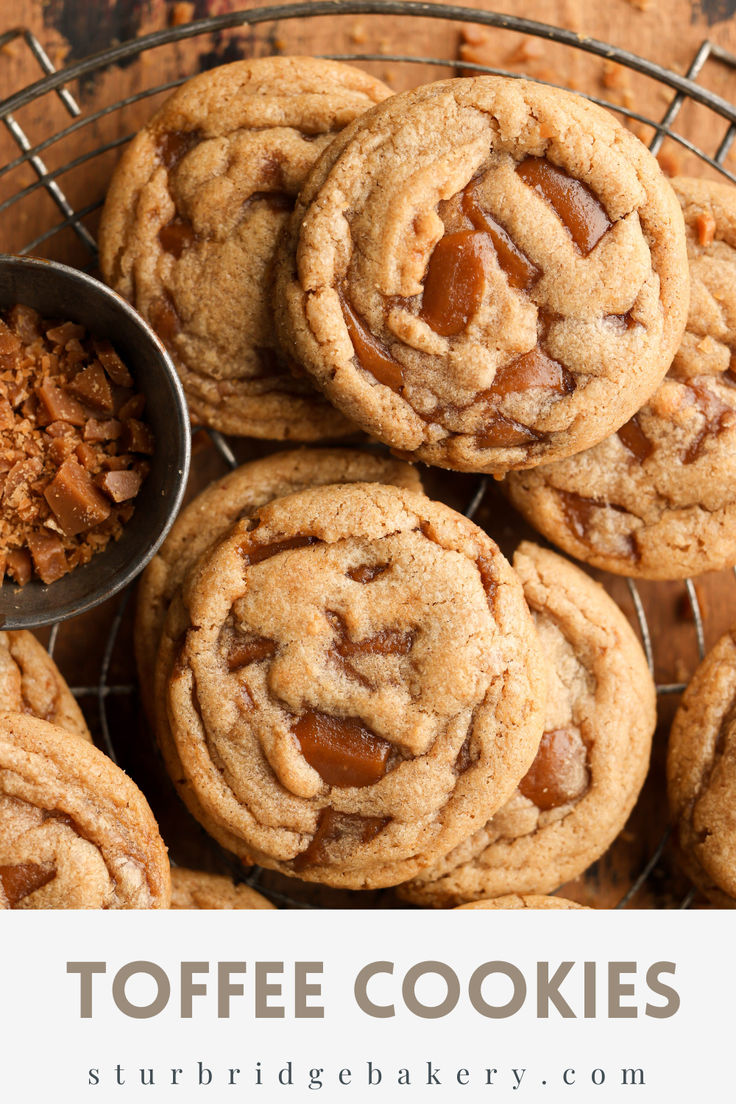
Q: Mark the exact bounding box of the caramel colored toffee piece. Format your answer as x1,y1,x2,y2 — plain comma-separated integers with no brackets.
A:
158,483,546,889
135,448,421,722
398,543,655,907
170,868,275,909
99,57,391,439
0,631,91,742
456,894,589,910
668,631,736,907
0,713,170,908
506,177,736,579
275,76,688,473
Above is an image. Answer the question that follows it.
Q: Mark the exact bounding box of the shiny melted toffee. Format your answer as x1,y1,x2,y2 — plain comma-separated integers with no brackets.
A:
338,156,622,446
518,727,590,813
0,861,56,907
216,530,493,870
0,809,80,907
616,382,736,468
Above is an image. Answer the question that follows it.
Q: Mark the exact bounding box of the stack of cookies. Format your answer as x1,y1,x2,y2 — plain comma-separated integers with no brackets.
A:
8,51,735,907
133,449,656,900
0,634,170,908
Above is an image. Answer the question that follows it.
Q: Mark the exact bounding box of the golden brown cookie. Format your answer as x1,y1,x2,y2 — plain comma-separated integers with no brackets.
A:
506,176,736,579
668,630,736,907
456,894,589,909
159,483,546,889
0,713,170,908
399,543,655,906
98,57,391,438
0,631,91,741
0,631,90,742
275,75,688,472
135,448,421,721
170,868,275,909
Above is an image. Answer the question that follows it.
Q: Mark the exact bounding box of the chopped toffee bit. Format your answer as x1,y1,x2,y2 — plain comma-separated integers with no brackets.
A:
696,211,716,248
294,710,392,787
44,459,111,536
94,469,143,504
0,304,154,586
420,230,494,336
26,529,68,584
516,157,611,255
120,418,155,455
92,338,133,387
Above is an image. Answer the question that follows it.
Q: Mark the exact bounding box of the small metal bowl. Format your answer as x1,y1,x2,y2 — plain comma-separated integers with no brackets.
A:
0,254,190,629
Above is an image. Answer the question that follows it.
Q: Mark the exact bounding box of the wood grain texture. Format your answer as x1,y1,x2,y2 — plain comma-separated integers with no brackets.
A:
2,0,735,907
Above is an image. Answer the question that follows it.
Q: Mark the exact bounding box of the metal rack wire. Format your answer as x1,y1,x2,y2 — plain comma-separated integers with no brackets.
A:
2,1,732,908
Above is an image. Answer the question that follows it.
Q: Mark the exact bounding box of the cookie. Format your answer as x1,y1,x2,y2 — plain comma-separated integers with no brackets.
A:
667,630,736,907
159,483,546,889
0,631,91,742
506,176,736,579
398,542,655,906
0,713,170,908
456,894,589,909
275,75,688,472
170,868,275,909
98,57,390,439
135,447,421,721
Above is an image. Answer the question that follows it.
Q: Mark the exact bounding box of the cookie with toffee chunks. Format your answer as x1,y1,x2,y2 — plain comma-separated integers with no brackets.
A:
0,713,170,908
399,544,655,906
158,483,546,889
506,177,736,579
275,76,688,472
99,58,391,438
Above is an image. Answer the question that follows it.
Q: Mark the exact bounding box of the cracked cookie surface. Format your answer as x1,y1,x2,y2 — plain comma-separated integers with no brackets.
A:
170,867,275,909
668,630,736,907
506,176,736,579
0,713,170,908
456,894,589,909
399,543,655,906
135,447,421,722
0,631,90,742
159,483,546,889
99,57,390,439
275,76,688,472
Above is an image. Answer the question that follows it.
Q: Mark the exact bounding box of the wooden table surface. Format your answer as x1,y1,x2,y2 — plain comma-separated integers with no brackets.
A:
1,0,735,907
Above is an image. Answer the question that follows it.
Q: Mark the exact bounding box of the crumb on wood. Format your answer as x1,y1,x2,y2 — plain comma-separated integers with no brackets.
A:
657,147,683,176
350,22,368,45
460,23,490,48
507,36,544,65
532,66,562,85
50,43,70,67
169,1,195,27
602,59,629,91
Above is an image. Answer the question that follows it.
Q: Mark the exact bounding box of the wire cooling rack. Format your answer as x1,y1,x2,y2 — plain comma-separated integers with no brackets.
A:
2,1,734,908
